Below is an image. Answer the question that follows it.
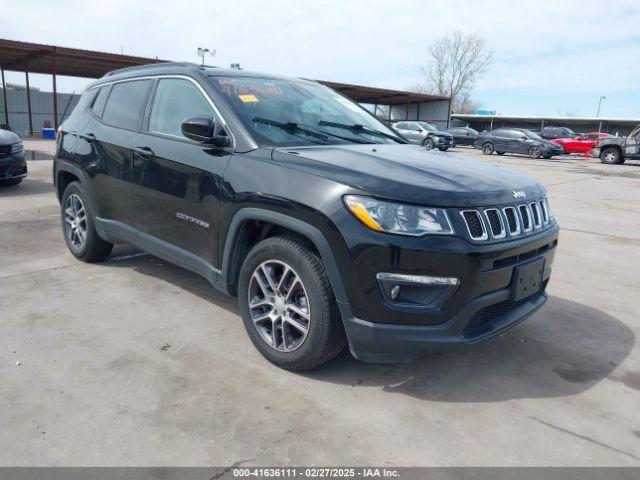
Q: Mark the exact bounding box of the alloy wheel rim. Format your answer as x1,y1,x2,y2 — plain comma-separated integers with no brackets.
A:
483,144,492,154
605,152,616,162
248,260,310,352
64,193,87,249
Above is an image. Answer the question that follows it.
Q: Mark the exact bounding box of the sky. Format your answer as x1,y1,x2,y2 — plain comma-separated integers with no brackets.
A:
4,0,640,118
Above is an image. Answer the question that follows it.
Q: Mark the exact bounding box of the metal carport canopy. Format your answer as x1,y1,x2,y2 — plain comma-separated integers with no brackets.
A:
0,38,450,131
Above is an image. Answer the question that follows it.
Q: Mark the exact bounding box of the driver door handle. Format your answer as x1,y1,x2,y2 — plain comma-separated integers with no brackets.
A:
133,146,155,158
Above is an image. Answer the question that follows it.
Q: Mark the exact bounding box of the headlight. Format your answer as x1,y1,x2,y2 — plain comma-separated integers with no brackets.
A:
11,142,23,153
344,195,454,236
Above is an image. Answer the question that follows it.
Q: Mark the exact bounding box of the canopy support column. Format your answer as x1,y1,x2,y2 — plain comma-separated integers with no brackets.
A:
52,47,59,130
25,66,33,135
1,67,8,127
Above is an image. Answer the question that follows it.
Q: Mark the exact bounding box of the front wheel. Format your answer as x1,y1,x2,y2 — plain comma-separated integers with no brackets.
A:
423,137,435,149
238,236,346,371
482,143,494,155
528,146,542,159
600,147,623,164
61,181,113,262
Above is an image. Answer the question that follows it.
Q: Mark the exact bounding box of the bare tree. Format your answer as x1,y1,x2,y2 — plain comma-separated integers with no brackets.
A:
413,31,493,114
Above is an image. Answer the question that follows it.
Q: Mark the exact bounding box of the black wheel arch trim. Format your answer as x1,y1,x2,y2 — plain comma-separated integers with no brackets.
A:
220,207,353,319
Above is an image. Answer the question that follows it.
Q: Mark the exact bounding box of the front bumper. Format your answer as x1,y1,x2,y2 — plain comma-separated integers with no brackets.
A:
0,151,27,180
542,146,564,156
345,278,549,363
336,222,559,363
434,136,454,148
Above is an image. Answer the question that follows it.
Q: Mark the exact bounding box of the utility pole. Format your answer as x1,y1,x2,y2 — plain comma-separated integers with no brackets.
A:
596,96,606,118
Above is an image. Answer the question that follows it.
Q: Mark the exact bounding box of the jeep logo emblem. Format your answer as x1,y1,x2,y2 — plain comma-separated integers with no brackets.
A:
512,190,526,199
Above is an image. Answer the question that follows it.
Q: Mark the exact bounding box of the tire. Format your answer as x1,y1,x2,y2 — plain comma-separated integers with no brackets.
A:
0,178,23,186
600,147,623,164
438,146,449,151
528,146,542,159
61,181,113,262
423,137,435,149
482,143,494,155
543,155,552,159
496,151,505,156
238,236,346,371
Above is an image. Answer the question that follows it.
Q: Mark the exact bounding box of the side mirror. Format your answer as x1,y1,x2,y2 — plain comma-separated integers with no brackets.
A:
521,136,528,141
181,116,231,147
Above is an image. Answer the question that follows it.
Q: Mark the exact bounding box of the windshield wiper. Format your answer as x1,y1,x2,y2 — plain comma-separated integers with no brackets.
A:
252,116,328,143
295,123,370,144
317,120,403,143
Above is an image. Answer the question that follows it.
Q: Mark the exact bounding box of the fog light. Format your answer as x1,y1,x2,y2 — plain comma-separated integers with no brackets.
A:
390,285,401,300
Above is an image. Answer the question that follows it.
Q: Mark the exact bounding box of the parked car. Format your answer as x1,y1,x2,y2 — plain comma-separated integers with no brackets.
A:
591,124,640,164
53,63,558,370
539,126,578,140
444,126,479,146
552,132,610,156
475,128,565,159
392,121,454,150
0,129,26,186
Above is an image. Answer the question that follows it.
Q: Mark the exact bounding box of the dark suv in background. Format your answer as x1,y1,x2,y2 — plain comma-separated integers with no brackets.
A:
54,63,558,370
475,128,564,158
539,126,577,140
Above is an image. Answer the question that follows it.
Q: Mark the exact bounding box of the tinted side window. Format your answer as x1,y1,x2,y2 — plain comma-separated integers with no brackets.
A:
395,122,407,130
91,86,110,116
102,80,152,130
149,79,214,138
492,129,508,137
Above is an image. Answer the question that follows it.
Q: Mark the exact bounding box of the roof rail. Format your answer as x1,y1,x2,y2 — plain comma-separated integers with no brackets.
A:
103,62,200,77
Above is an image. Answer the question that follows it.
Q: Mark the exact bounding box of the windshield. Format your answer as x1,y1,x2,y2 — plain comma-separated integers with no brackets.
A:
416,122,437,132
524,130,543,140
210,76,404,147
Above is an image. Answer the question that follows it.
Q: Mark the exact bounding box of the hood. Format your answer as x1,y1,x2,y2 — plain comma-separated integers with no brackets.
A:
272,144,544,207
431,130,453,138
0,129,20,145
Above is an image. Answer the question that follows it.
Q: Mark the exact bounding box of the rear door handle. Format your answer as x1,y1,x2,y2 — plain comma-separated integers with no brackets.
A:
80,133,96,142
133,146,154,158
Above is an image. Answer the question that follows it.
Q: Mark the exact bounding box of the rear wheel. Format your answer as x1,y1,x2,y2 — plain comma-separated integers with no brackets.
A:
61,181,113,262
528,146,542,159
482,143,494,155
600,147,623,164
238,236,346,371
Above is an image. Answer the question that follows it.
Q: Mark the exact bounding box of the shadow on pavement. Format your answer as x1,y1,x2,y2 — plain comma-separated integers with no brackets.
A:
0,177,54,197
103,254,635,403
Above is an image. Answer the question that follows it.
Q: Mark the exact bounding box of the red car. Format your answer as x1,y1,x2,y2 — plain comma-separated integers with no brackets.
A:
552,132,611,156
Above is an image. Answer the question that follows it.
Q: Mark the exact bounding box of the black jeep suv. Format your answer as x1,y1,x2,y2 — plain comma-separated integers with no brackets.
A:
53,63,559,371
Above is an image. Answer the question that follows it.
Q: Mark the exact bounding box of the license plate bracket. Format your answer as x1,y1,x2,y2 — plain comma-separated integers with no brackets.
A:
512,258,544,301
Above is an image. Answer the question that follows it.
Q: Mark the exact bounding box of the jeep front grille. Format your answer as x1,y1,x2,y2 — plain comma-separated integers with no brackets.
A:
502,207,520,235
484,208,505,239
518,204,532,232
459,198,553,242
460,210,488,240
